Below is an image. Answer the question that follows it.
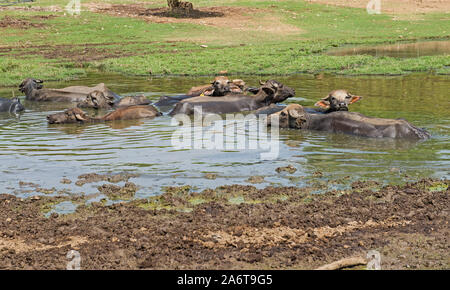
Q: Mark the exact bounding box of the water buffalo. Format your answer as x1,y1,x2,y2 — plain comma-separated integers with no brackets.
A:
314,90,362,113
255,89,362,116
266,104,430,139
188,76,234,97
169,80,295,116
154,77,256,107
0,97,25,113
47,105,161,124
77,90,151,109
19,78,120,103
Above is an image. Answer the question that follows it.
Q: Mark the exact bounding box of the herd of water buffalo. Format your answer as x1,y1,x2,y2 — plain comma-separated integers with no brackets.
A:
0,76,431,139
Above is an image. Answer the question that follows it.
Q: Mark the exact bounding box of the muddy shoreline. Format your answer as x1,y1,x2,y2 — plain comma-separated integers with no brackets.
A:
0,178,448,270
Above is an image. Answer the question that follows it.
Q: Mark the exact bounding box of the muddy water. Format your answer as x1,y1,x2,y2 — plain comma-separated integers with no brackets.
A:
326,40,450,58
0,73,448,203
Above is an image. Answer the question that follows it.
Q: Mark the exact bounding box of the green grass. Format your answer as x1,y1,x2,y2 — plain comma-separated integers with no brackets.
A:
0,0,449,86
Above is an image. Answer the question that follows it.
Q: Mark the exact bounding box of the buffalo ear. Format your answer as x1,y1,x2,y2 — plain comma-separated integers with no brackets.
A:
314,100,330,109
203,88,214,96
255,87,276,104
262,86,275,96
349,95,362,104
247,87,260,95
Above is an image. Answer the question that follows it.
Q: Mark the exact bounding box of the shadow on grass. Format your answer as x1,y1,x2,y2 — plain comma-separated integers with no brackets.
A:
139,8,224,19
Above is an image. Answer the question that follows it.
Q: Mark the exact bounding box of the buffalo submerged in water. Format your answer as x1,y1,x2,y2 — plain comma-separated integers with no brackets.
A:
19,78,120,103
169,80,295,115
47,105,162,124
266,104,431,139
77,90,151,110
154,76,258,107
0,97,25,114
255,89,363,116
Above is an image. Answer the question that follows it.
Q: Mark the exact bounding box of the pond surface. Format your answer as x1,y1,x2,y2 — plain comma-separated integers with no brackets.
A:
0,73,448,201
326,40,450,58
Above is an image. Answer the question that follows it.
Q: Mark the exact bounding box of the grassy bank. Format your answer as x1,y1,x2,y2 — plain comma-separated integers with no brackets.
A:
0,0,449,86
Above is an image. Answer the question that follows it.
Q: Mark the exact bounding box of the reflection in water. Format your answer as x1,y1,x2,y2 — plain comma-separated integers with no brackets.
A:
327,40,450,58
0,72,448,198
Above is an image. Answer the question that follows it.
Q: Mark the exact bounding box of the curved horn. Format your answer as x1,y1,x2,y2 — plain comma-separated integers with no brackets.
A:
75,113,87,121
259,80,265,85
289,108,302,118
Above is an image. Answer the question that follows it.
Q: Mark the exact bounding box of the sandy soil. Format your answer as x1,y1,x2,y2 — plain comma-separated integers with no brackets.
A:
307,0,450,14
0,178,448,269
84,3,302,36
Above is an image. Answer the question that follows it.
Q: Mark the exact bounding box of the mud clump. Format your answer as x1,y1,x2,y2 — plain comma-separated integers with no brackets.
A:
204,173,218,180
276,165,297,174
247,176,265,184
60,178,72,184
97,182,138,200
75,172,139,186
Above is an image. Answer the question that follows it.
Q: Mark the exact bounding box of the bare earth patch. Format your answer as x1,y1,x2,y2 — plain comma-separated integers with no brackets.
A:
0,179,448,269
0,5,63,12
0,15,52,29
84,3,302,36
307,0,450,14
0,236,88,254
196,219,410,249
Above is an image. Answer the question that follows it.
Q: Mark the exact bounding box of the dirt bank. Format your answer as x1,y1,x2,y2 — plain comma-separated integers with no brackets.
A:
308,0,449,14
0,178,448,269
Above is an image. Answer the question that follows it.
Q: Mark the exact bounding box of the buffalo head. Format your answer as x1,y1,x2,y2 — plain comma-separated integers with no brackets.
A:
256,80,295,105
210,76,232,96
266,104,307,129
78,90,116,109
315,90,361,112
47,108,91,124
19,78,44,94
10,98,25,113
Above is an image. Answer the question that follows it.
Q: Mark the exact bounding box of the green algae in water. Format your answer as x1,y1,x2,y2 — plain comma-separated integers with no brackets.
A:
44,201,78,217
428,183,448,192
228,196,245,205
